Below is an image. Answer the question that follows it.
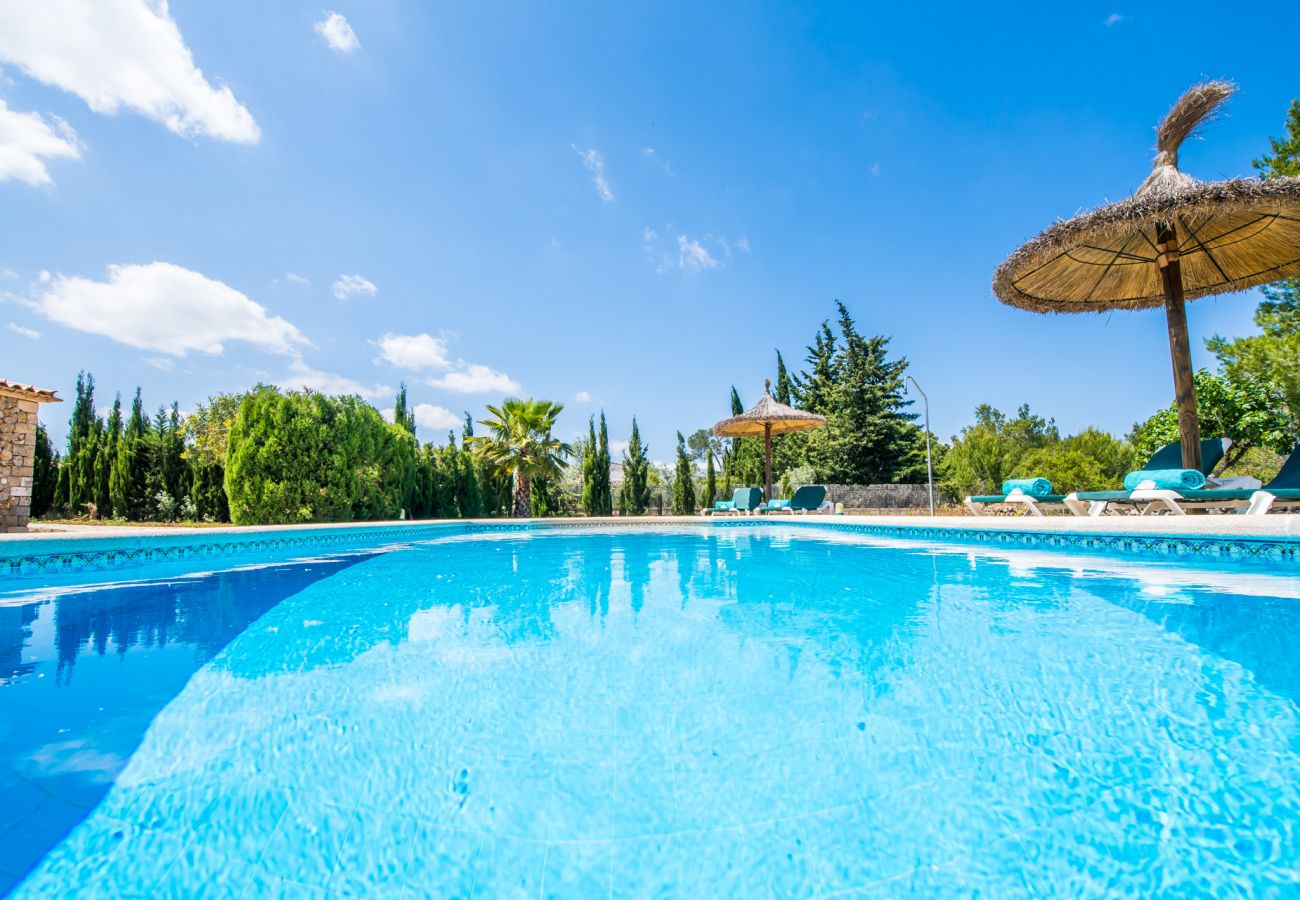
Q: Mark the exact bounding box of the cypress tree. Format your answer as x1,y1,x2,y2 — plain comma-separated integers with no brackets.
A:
394,383,416,435
94,394,123,517
31,423,59,519
774,351,792,404
111,389,153,520
161,402,188,508
66,371,99,512
619,417,650,515
594,411,612,515
581,417,597,515
455,447,483,517
671,432,696,514
703,451,717,509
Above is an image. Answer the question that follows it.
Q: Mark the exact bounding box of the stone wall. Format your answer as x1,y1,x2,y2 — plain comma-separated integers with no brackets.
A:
823,483,937,510
0,396,39,532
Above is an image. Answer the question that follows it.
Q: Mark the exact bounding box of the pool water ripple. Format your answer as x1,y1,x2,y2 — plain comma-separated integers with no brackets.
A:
4,527,1300,896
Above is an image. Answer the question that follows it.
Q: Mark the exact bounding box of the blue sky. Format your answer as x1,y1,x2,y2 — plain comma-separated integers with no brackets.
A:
0,2,1294,462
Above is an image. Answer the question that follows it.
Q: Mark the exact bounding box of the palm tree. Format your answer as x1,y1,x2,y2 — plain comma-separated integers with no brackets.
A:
468,398,572,517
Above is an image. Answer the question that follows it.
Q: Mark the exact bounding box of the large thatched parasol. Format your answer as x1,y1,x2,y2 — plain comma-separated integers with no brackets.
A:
714,380,825,500
992,81,1300,471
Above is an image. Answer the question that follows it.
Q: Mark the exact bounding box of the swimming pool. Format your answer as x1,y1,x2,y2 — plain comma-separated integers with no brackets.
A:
3,522,1300,895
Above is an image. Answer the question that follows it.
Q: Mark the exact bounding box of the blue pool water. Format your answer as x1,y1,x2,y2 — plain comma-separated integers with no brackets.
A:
3,525,1300,896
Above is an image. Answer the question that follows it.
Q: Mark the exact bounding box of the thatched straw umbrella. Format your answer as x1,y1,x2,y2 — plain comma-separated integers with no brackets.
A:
713,380,826,500
992,81,1300,471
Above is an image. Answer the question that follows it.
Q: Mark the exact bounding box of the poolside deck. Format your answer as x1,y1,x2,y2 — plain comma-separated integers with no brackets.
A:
6,513,1298,543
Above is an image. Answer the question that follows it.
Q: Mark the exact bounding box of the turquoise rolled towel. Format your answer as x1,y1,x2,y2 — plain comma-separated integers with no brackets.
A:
1122,469,1206,491
1001,477,1053,497
714,501,735,511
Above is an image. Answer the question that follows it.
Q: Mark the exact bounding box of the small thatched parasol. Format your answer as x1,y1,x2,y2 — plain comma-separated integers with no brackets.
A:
713,380,826,501
992,81,1300,471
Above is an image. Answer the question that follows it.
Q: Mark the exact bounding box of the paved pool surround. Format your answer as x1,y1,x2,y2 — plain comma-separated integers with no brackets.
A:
2,514,1298,577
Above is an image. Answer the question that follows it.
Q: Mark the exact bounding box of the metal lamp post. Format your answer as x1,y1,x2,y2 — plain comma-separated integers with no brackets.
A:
905,376,934,516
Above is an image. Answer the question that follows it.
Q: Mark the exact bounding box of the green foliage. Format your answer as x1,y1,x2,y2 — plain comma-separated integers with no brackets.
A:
793,302,925,484
65,371,102,513
31,423,58,518
671,432,696,514
593,412,612,515
1013,430,1136,494
722,386,764,488
468,398,571,518
110,389,153,520
393,383,416,435
1129,370,1292,472
778,464,817,500
941,403,1060,497
1251,98,1300,179
581,419,597,515
619,417,651,515
224,389,417,525
774,351,792,404
1203,99,1300,445
703,451,716,508
94,395,122,517
530,473,562,517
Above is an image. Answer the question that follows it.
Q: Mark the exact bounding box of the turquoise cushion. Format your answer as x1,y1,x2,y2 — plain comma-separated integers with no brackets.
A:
713,501,735,511
1123,469,1206,491
1001,477,1052,498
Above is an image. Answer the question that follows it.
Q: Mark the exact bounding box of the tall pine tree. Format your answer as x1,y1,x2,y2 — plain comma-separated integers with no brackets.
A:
111,389,153,520
703,451,717,508
31,423,58,519
394,383,416,435
94,394,123,517
581,417,597,515
594,411,612,515
774,351,792,404
801,301,923,483
65,371,100,512
619,417,650,515
671,432,696,514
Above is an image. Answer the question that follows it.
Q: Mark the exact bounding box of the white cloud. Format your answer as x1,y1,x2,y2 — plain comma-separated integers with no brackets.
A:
142,356,175,371
869,162,881,176
0,0,259,143
374,332,451,370
643,226,658,243
609,439,629,456
572,145,613,202
1103,12,1124,25
575,390,592,402
677,235,722,273
31,262,307,356
332,273,377,300
284,272,309,284
314,12,360,54
413,403,461,432
426,363,520,395
0,99,81,185
283,358,392,401
6,320,39,339
640,146,673,175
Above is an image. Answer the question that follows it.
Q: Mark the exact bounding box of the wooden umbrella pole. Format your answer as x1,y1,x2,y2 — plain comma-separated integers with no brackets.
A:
764,423,773,502
1155,222,1203,472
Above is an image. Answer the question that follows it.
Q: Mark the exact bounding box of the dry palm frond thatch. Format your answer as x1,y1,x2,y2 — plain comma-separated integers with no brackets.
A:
992,81,1300,313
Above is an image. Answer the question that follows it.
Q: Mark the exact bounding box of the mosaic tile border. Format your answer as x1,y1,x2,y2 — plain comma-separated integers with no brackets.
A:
3,517,1297,576
708,518,1300,563
0,522,481,576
